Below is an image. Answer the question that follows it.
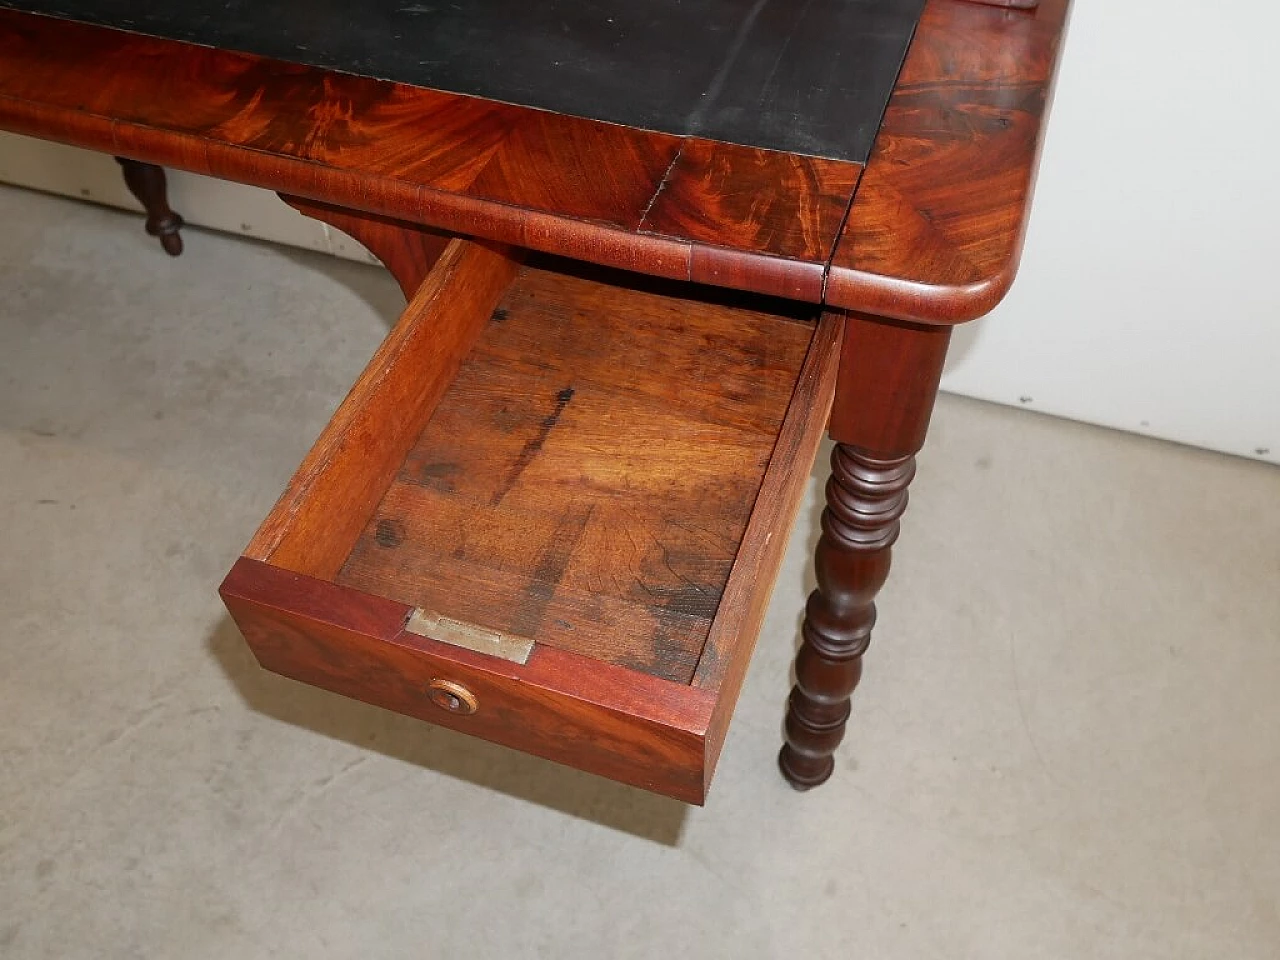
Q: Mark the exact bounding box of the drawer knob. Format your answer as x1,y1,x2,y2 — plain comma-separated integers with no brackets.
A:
427,679,478,715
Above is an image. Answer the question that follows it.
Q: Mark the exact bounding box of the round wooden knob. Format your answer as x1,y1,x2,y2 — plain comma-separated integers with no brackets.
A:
426,679,478,715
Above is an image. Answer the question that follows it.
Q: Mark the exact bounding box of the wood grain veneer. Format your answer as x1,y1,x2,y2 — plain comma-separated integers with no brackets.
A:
825,0,1072,323
0,3,1072,319
639,138,861,300
0,9,861,302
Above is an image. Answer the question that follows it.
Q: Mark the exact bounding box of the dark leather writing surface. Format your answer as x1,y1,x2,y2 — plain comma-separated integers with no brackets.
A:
1,0,925,161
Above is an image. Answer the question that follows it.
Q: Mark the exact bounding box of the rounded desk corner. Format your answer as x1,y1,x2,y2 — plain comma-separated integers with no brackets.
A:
824,256,1022,327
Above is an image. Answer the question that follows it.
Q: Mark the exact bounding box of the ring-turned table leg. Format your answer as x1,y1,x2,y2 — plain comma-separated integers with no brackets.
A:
780,312,952,790
114,158,184,256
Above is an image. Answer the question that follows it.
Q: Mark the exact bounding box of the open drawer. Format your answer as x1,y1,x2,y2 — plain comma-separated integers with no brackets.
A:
220,239,839,804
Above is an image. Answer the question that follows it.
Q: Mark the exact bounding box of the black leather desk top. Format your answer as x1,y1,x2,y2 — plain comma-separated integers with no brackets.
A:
1,0,925,162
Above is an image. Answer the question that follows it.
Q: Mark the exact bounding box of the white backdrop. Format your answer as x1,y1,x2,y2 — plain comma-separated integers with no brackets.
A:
1,0,1276,463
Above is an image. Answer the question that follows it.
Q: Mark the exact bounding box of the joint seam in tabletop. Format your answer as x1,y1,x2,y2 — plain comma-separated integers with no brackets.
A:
85,107,839,292
818,152,867,307
821,0,1071,324
0,1,1068,317
0,93,693,278
815,0,925,308
637,142,686,229
0,11,863,300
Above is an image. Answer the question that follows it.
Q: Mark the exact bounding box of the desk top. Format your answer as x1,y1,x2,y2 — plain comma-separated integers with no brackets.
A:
0,0,1072,323
0,0,925,163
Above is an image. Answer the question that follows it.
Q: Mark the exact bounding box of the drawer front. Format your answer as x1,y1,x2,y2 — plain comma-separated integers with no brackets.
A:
221,558,712,803
220,238,838,804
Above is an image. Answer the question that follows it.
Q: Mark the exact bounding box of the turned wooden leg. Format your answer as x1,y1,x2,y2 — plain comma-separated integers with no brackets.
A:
279,195,452,301
115,158,184,256
780,313,952,790
779,445,914,788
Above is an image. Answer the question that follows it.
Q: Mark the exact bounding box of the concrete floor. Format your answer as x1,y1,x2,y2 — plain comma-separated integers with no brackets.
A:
1,184,1277,959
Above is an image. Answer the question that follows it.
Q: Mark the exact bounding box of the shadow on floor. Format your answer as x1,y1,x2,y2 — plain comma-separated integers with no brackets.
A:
274,245,407,329
206,614,690,845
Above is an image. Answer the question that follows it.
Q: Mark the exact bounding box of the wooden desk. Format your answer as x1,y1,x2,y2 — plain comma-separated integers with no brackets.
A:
0,0,1071,802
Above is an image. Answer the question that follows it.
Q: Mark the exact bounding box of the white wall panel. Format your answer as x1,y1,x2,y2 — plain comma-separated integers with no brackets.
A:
939,0,1278,464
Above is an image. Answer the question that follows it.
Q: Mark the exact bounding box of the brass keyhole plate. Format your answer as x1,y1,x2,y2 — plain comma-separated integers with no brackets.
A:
426,679,478,715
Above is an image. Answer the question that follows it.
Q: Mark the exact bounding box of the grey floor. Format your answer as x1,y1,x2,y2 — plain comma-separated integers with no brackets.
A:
1,184,1277,960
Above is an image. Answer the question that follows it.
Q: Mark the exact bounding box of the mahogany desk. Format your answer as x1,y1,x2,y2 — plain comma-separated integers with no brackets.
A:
0,0,1071,803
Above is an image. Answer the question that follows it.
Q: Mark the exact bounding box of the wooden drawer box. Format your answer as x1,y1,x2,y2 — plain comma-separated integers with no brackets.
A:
220,239,839,804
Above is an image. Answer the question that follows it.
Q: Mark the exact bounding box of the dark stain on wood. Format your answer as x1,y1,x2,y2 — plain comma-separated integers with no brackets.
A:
509,503,595,638
490,385,575,506
374,518,405,548
618,629,699,682
414,461,458,493
652,581,722,622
